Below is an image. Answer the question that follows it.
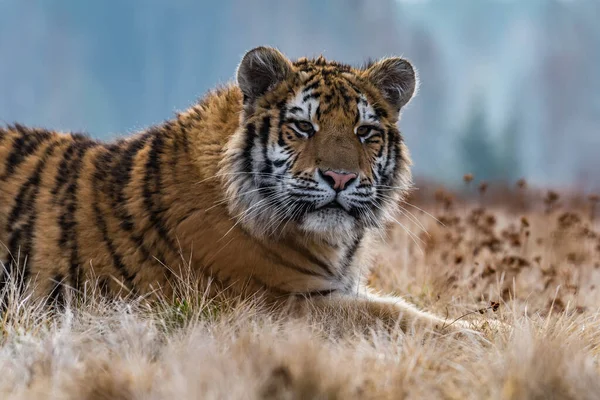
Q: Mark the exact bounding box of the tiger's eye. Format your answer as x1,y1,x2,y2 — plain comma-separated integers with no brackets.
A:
356,126,371,136
295,121,314,133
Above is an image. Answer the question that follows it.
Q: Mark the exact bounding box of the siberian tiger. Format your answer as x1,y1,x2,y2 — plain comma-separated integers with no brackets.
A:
0,46,474,332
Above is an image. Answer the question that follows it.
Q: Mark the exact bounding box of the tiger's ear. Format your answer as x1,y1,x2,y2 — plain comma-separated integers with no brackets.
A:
237,46,293,104
364,57,417,113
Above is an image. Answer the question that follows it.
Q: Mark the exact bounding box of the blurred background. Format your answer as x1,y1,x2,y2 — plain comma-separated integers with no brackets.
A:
0,0,598,189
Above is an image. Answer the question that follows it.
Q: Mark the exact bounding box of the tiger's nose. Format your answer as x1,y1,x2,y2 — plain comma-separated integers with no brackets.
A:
318,169,358,192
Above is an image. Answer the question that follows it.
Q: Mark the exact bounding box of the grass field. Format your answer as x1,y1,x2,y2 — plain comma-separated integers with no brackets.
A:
1,179,599,399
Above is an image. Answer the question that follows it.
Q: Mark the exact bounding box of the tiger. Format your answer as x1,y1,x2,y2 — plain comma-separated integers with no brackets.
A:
0,46,478,332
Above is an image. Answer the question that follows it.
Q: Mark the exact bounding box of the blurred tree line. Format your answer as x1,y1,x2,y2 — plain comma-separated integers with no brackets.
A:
0,0,598,188
459,98,522,182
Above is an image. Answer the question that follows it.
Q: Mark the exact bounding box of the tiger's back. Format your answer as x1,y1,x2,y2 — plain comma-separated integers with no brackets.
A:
0,118,220,302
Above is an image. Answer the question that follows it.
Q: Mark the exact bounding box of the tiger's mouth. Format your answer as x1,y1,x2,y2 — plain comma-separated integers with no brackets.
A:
314,200,348,212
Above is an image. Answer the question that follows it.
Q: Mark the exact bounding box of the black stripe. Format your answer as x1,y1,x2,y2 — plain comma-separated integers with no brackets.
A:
6,141,59,235
382,129,395,186
142,133,169,242
277,106,288,147
315,105,322,120
108,133,163,271
291,240,336,277
302,79,321,93
47,274,66,310
18,218,38,288
1,126,52,180
197,259,235,293
302,92,319,102
177,118,191,155
272,159,285,168
251,276,290,298
295,288,338,298
50,134,90,200
170,126,180,183
111,133,152,232
304,251,335,277
141,132,180,258
6,141,60,229
340,236,362,277
57,143,96,247
259,116,272,175
254,240,329,279
342,78,362,96
99,277,110,297
92,149,137,289
0,263,10,310
259,116,271,147
372,103,388,120
252,276,338,299
353,105,361,127
338,84,352,110
240,123,256,173
3,141,61,299
391,129,402,181
50,144,78,198
174,206,203,226
4,226,23,298
56,141,98,290
375,130,387,159
364,138,383,146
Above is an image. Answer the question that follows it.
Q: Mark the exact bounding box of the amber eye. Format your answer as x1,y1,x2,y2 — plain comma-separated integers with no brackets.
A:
294,121,315,134
356,125,372,137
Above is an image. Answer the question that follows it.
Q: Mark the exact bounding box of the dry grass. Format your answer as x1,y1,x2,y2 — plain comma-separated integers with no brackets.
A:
1,180,600,399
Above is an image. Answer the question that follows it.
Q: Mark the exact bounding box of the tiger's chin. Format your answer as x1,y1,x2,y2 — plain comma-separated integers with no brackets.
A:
298,209,358,243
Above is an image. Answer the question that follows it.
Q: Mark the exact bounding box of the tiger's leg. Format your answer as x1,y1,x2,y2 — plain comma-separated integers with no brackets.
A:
304,286,479,334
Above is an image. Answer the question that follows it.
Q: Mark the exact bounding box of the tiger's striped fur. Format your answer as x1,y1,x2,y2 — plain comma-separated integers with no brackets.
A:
0,47,471,332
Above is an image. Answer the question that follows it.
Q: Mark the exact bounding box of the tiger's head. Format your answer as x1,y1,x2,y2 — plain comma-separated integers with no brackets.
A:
223,47,416,243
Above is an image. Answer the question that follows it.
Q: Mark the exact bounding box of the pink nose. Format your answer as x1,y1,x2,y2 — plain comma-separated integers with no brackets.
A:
321,170,358,191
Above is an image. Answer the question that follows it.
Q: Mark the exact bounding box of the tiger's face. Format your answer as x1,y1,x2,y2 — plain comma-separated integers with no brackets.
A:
224,47,417,242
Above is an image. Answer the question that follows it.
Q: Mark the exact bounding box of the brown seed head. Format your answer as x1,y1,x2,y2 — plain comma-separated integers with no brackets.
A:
479,182,488,195
545,190,560,205
557,212,581,229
